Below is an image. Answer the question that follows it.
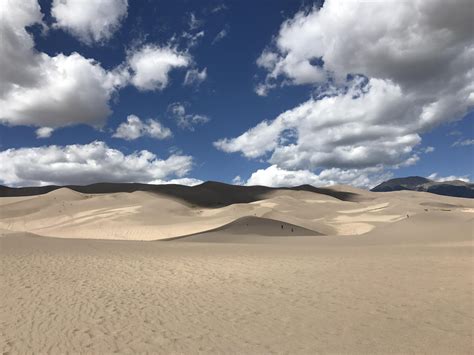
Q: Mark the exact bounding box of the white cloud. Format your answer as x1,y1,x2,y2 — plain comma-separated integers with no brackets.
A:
168,103,210,131
212,26,228,44
181,30,205,48
35,127,54,139
423,146,435,153
211,4,227,13
254,82,276,97
218,0,474,187
0,1,45,95
113,115,172,141
0,52,125,128
398,154,420,168
215,119,283,159
0,0,203,133
184,67,207,86
0,0,127,130
232,175,243,185
255,0,473,129
51,0,128,45
452,139,474,147
0,141,195,186
245,165,391,189
128,45,191,91
427,173,470,183
149,177,203,186
216,78,422,170
257,0,473,102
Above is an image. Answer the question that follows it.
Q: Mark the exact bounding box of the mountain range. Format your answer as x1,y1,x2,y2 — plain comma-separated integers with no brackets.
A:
371,176,474,198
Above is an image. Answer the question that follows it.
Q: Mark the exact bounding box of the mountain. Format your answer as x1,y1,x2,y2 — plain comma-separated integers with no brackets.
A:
371,176,474,198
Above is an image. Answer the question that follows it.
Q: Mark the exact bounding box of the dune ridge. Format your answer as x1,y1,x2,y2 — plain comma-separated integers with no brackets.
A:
0,181,364,204
0,183,472,241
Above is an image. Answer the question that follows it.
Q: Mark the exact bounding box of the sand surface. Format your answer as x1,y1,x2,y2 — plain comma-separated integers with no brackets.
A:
1,185,473,353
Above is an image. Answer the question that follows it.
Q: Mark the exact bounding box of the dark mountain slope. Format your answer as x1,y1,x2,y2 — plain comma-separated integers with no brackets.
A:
371,176,474,198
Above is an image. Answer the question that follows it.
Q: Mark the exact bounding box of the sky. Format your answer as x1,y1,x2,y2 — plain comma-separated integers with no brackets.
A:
0,0,473,188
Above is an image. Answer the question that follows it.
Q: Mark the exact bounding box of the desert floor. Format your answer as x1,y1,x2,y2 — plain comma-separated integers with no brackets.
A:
1,187,473,353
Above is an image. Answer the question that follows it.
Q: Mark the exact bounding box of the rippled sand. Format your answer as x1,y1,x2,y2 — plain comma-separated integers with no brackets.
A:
1,224,472,353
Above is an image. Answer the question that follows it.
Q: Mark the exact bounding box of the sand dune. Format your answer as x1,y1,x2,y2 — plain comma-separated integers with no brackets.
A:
0,181,362,206
0,184,473,240
1,183,473,353
168,216,324,242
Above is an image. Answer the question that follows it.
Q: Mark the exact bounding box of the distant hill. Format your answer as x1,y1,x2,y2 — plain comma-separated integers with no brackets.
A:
0,181,362,207
371,176,474,198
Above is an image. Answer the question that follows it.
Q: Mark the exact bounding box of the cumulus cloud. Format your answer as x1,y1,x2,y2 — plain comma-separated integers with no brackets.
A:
35,127,54,139
0,1,44,95
168,103,210,131
423,146,435,153
149,177,203,186
0,141,195,186
254,0,473,128
254,82,276,97
218,0,474,187
184,67,207,86
0,0,127,130
51,0,128,45
128,45,191,91
113,115,172,140
257,0,473,101
427,173,470,183
0,0,201,132
245,165,392,189
0,52,125,128
216,78,422,170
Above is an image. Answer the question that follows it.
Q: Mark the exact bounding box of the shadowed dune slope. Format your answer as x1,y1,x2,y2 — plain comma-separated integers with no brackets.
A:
166,216,324,242
0,181,363,206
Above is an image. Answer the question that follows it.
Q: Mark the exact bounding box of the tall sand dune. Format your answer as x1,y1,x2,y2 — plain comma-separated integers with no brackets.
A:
1,183,473,240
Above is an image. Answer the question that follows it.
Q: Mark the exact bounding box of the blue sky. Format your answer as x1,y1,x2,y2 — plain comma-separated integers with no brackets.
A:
0,0,472,187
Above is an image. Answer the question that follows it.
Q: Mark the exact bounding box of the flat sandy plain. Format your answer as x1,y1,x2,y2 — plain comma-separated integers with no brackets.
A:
1,184,473,353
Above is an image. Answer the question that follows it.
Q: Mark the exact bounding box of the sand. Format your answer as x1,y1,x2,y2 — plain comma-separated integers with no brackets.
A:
1,184,473,353
2,185,472,240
